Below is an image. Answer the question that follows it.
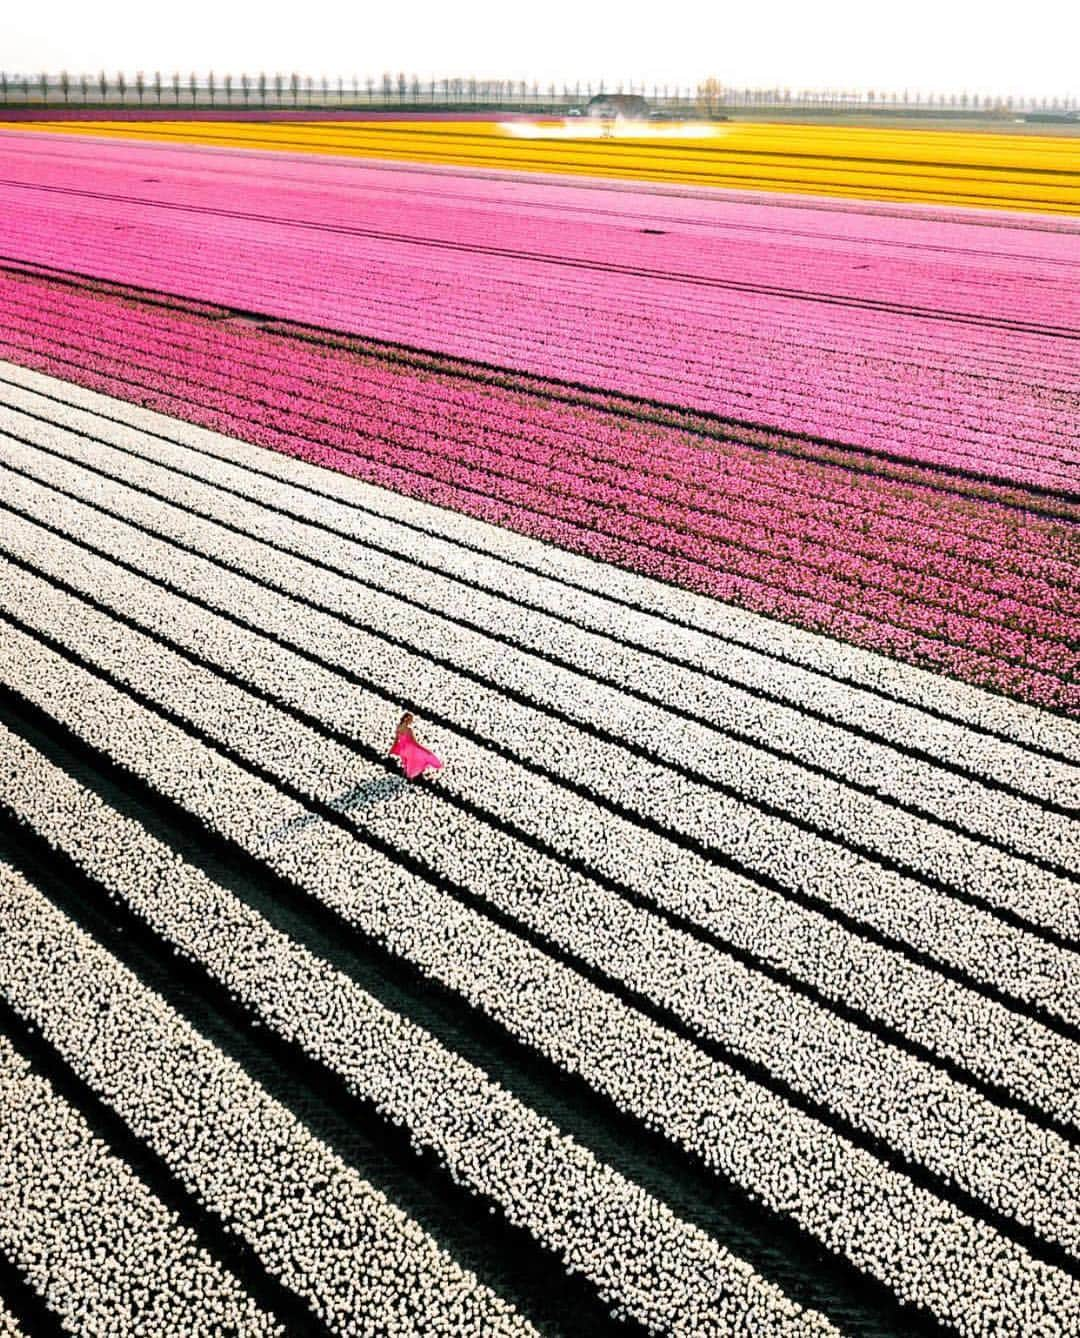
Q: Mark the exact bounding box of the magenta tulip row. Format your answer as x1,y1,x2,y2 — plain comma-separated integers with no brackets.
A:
1,134,1077,491
2,270,1075,713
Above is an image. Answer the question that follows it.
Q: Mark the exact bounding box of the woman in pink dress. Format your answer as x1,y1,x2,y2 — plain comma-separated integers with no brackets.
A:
389,711,444,780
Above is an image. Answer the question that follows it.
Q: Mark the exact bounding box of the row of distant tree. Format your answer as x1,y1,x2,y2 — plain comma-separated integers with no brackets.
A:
7,72,617,106
0,70,364,105
1,71,1076,113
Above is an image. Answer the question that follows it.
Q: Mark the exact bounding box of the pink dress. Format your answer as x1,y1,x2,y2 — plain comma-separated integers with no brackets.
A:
389,727,443,780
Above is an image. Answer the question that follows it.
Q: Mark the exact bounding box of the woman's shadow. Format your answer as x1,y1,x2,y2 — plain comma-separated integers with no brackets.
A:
269,773,409,841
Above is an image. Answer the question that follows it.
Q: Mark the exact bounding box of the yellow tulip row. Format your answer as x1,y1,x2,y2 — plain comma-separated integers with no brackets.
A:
7,117,1079,213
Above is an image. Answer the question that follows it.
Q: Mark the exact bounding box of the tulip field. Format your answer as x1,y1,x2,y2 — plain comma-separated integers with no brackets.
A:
0,118,1077,1337
9,113,1080,211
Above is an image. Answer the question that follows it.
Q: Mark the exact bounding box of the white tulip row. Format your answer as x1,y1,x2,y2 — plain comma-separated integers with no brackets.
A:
3,360,1076,778
2,495,1076,1143
0,724,837,1338
4,552,1080,1263
12,388,1075,883
3,622,1079,1338
0,1297,24,1338
0,1026,282,1337
3,446,1078,1035
0,376,1070,870
40,371,1080,834
4,408,1076,946
0,863,537,1338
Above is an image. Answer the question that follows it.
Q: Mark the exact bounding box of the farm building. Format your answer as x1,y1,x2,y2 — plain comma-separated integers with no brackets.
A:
584,93,650,118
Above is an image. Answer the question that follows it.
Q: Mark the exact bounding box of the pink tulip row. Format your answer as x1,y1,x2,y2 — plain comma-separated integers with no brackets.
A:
8,274,1078,619
5,196,1076,493
9,126,1080,252
6,130,1080,329
2,269,1075,713
2,269,1070,570
7,267,1077,574
1,135,1077,490
8,171,1076,398
7,171,1076,405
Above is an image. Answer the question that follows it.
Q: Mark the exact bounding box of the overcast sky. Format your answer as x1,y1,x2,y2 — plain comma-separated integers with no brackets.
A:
3,1,1077,98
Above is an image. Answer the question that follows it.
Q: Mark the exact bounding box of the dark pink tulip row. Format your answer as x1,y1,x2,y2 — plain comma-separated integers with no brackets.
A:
10,314,1078,655
1,134,1077,490
36,263,1080,567
2,270,1075,713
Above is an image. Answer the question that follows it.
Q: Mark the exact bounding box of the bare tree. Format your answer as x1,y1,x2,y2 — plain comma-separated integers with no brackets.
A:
258,72,268,106
116,70,127,105
305,75,314,105
20,76,30,101
240,73,251,105
79,73,90,104
0,74,8,105
153,71,162,104
59,70,72,103
337,74,345,104
289,71,300,105
351,74,359,103
274,72,285,104
98,70,109,102
207,70,216,105
366,75,375,103
171,72,181,104
397,71,406,102
224,73,233,104
135,71,145,105
321,75,329,104
39,71,49,103
189,71,198,105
